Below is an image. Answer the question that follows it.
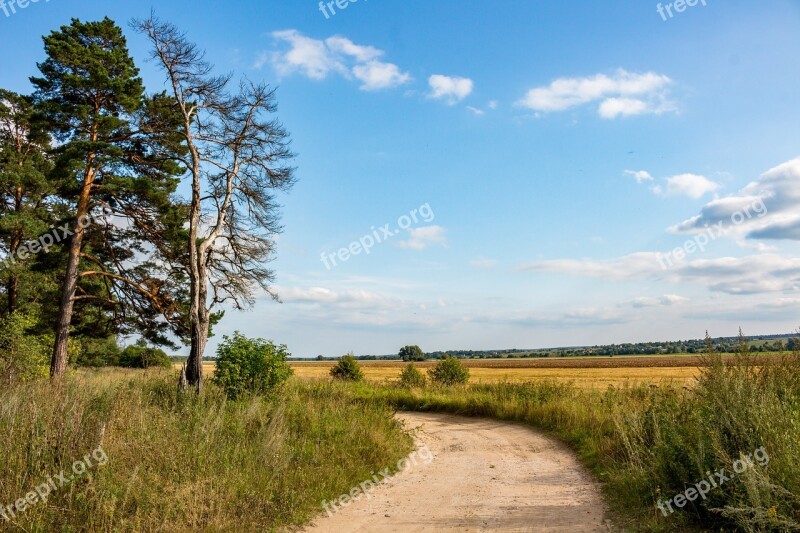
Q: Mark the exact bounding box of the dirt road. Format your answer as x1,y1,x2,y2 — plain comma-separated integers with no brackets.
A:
304,412,610,532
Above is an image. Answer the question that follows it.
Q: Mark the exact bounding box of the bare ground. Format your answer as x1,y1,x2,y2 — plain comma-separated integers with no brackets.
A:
303,412,611,532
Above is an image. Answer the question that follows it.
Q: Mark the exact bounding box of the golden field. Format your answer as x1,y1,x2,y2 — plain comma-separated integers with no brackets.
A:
188,354,784,388
186,355,730,388
287,357,703,388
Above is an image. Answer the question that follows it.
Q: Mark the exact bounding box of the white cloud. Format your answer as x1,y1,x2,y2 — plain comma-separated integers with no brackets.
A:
509,307,626,327
631,294,689,308
265,30,343,79
656,173,721,199
324,36,383,62
466,106,485,116
263,30,411,91
488,100,498,110
625,169,654,183
519,252,800,296
518,252,663,280
516,69,674,119
280,286,397,309
396,226,448,250
671,158,800,241
353,61,412,91
599,97,649,119
427,75,474,105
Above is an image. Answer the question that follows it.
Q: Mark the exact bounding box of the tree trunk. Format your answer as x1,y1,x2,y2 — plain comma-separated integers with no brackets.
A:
186,259,208,391
6,185,23,315
6,274,18,315
50,230,83,378
50,162,95,379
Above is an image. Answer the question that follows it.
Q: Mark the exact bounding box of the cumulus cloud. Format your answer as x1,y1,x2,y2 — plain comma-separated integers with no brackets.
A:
671,158,800,240
516,69,675,119
262,30,411,91
629,169,720,198
353,61,411,91
655,173,721,199
396,226,448,250
427,74,474,105
625,169,654,183
599,97,649,119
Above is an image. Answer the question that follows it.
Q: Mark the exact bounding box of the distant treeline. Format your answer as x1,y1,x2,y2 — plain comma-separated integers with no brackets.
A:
290,333,799,361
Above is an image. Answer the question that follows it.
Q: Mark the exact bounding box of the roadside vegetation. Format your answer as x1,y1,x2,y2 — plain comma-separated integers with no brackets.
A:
0,370,412,531
343,335,800,532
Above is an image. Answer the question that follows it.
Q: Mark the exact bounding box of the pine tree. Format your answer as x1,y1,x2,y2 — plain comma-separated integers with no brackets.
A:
0,89,56,316
32,18,188,377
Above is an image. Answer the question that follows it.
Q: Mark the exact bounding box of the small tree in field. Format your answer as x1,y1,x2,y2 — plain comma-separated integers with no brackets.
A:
399,345,425,362
213,332,293,400
398,363,426,388
330,354,363,382
428,355,469,386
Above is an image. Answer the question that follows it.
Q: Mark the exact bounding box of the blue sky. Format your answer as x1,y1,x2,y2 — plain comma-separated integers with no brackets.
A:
3,0,800,356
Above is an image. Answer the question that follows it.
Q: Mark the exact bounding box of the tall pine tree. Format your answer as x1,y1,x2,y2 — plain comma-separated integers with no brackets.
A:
32,18,188,377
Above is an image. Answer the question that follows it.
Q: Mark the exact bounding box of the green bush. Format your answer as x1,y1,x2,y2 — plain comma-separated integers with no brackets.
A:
77,336,121,367
213,332,293,400
399,345,425,362
0,312,49,385
118,342,172,369
398,363,426,388
330,354,364,382
428,355,469,386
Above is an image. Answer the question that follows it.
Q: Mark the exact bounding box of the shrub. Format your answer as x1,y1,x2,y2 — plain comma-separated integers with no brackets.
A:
118,342,172,369
0,312,49,385
428,355,469,386
78,336,121,367
399,345,425,362
213,332,293,400
330,354,364,382
398,363,426,388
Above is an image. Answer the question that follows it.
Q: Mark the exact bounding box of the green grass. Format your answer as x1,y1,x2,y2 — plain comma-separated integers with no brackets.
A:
0,369,412,532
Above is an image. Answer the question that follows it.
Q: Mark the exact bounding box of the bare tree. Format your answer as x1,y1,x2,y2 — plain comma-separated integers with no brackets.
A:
135,16,296,391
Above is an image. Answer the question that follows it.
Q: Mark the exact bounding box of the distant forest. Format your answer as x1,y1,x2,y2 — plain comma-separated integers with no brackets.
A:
290,333,800,361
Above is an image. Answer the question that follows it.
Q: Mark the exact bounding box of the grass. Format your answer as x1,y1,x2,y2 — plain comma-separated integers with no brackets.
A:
0,369,412,532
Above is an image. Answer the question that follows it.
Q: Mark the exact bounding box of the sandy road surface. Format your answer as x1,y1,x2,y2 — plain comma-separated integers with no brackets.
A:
304,412,610,532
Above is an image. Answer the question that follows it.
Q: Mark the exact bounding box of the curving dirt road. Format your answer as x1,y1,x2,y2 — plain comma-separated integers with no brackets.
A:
304,412,610,532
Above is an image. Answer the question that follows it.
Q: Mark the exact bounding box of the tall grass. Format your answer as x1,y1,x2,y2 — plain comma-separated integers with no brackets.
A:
0,370,412,531
349,354,800,532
